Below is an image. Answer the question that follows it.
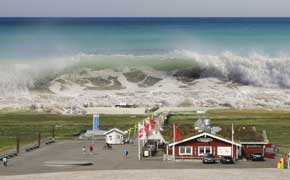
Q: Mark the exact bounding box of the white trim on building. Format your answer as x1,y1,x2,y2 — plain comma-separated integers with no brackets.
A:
197,146,212,156
104,128,125,145
168,132,241,147
179,146,193,155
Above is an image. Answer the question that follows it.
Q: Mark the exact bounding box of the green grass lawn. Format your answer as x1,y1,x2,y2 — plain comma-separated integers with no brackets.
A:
168,109,290,154
0,111,144,153
1,109,290,155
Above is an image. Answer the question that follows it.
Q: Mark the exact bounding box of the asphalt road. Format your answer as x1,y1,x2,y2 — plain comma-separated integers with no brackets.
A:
1,169,290,180
0,140,279,176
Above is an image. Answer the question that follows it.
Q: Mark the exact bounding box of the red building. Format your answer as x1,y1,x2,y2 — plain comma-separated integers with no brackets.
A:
166,132,241,160
240,142,275,158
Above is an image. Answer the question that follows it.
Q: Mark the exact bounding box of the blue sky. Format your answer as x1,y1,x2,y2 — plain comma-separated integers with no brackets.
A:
1,0,290,17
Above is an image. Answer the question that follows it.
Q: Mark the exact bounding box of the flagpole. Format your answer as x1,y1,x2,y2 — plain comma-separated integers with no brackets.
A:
173,123,175,160
173,123,176,142
138,122,141,160
231,123,234,159
143,119,145,147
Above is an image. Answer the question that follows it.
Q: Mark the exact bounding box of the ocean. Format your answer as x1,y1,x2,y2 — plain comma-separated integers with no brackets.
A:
1,17,290,58
1,17,290,94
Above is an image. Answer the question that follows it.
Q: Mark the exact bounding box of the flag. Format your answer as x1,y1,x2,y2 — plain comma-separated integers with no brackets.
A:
231,123,234,142
138,122,146,140
173,124,182,142
144,119,150,136
150,116,155,130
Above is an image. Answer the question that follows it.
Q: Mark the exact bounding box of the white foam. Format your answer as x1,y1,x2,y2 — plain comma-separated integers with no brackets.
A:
1,50,290,98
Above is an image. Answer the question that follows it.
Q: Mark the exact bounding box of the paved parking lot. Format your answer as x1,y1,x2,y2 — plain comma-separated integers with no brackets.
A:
0,140,278,176
2,169,290,180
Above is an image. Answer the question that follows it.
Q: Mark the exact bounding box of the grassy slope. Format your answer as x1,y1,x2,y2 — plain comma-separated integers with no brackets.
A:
0,111,144,153
1,109,290,154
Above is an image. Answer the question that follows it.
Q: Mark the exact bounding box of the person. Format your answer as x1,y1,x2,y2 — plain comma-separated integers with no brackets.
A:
106,143,111,149
288,152,290,169
82,145,86,153
3,157,7,167
89,144,93,153
124,148,128,158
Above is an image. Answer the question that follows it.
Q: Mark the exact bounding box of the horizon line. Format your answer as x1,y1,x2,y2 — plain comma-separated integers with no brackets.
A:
1,16,290,18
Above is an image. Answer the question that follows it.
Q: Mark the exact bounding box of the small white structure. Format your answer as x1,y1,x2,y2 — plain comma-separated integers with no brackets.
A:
104,128,125,144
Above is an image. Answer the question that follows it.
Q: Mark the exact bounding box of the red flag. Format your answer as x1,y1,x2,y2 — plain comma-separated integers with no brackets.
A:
174,124,182,142
138,123,146,140
144,120,150,136
150,116,155,130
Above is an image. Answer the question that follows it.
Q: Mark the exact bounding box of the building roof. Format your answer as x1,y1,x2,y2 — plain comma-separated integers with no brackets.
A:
240,142,268,145
168,132,241,147
104,128,125,135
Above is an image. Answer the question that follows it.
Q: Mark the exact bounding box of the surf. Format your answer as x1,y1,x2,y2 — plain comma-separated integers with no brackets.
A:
1,50,290,97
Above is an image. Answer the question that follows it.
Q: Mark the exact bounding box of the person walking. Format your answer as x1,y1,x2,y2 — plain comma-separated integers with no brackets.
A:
124,148,128,158
3,157,7,167
82,145,86,153
89,144,94,154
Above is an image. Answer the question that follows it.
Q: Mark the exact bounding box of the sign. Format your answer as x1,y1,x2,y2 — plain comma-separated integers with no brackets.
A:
217,147,232,156
197,137,213,143
93,114,99,130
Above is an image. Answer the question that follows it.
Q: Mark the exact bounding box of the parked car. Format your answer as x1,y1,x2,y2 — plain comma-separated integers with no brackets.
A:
220,156,234,164
250,153,264,161
202,153,216,164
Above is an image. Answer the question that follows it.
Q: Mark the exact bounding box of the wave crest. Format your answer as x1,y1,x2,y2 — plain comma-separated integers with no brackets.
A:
1,50,290,96
177,50,290,88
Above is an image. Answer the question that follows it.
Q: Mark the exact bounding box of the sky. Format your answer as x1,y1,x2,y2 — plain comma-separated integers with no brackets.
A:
0,0,290,17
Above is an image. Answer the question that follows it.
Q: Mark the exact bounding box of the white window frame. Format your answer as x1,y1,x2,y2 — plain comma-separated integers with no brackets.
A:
217,146,232,156
179,146,193,155
198,146,212,156
116,135,120,139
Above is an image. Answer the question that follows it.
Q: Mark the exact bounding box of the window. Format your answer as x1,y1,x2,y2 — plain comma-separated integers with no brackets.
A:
205,147,211,154
179,146,192,155
198,146,212,156
199,147,205,155
109,136,112,140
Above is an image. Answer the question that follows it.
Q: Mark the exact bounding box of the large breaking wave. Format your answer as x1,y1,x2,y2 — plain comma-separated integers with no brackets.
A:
1,50,290,96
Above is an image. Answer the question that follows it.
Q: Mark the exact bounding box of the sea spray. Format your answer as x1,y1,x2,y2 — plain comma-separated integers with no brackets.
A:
0,57,76,96
1,51,290,97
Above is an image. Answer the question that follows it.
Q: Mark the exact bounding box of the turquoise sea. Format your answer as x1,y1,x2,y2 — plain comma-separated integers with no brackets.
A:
1,17,290,58
1,17,290,90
